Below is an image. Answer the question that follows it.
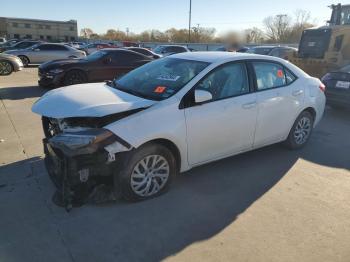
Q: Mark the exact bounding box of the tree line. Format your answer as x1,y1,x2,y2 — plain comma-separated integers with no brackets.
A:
80,9,315,44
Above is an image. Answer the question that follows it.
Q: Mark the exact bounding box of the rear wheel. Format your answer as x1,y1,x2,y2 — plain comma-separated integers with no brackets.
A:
284,111,314,149
63,70,87,86
0,60,13,75
18,55,29,67
117,144,176,201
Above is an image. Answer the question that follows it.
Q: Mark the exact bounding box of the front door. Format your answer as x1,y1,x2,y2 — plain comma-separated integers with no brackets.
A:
184,62,258,165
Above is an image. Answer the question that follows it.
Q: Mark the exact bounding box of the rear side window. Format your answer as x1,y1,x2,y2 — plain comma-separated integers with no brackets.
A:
285,69,296,84
113,51,145,65
131,48,151,56
252,62,287,90
38,44,68,51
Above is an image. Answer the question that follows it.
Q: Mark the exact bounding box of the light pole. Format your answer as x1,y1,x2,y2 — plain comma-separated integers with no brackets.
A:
188,0,192,43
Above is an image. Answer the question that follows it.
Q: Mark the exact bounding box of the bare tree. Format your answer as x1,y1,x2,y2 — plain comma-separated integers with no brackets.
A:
289,9,315,42
263,14,291,42
80,28,94,39
245,27,265,43
294,9,311,28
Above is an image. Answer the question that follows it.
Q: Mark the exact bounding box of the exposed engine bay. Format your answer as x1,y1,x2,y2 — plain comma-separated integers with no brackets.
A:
42,110,143,211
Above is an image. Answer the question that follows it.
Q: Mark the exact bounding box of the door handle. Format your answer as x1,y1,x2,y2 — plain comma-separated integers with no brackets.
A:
292,90,303,96
242,102,257,109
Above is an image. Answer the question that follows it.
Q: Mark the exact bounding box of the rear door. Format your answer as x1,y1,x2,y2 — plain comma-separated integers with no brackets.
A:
33,44,70,63
251,61,303,148
89,51,149,81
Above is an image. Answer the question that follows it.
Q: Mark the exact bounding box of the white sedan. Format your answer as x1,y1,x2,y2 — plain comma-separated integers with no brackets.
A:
32,52,325,206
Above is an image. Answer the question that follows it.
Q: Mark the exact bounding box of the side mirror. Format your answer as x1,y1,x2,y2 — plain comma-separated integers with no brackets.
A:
194,89,212,104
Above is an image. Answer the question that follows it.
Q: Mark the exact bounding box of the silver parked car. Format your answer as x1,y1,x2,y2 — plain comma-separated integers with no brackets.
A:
247,46,297,59
153,45,191,57
4,43,86,66
0,53,23,76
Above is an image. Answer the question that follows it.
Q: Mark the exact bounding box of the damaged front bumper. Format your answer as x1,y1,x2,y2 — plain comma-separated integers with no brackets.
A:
43,130,131,211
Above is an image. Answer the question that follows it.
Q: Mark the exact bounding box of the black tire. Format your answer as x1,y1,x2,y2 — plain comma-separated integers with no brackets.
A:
18,55,29,67
0,60,13,76
117,143,176,201
63,70,87,86
284,111,314,150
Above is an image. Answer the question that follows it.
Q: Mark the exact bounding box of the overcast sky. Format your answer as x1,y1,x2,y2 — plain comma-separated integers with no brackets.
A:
1,0,333,34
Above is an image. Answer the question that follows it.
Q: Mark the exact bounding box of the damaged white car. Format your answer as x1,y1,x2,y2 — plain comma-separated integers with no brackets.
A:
32,52,326,209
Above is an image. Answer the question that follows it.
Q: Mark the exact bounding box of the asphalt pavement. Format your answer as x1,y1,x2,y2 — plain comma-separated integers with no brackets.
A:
0,68,349,262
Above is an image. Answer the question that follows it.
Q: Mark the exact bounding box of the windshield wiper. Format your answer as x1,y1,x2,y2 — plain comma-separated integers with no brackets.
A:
112,81,153,99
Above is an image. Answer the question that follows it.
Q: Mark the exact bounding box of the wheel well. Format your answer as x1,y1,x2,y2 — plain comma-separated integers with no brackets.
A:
18,55,30,63
63,69,88,80
144,139,181,172
303,107,316,121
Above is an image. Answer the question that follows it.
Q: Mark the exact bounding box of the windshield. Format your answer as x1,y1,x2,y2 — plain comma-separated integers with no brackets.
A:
114,57,209,100
84,50,107,61
27,43,41,50
248,47,273,55
153,46,165,54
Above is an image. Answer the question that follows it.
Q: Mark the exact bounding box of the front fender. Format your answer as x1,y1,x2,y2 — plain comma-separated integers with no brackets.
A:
104,98,190,172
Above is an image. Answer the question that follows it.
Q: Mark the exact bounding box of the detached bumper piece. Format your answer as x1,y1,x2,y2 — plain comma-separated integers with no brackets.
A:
43,139,119,211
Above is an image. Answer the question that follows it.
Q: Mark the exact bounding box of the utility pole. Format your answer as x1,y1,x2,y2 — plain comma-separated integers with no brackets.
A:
126,27,129,38
188,0,192,43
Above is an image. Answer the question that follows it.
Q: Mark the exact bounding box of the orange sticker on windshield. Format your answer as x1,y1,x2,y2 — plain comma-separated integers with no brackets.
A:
277,69,284,78
154,86,167,93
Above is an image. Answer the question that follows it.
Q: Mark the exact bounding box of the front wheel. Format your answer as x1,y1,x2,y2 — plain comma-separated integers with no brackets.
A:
284,111,314,149
0,60,13,75
63,70,87,86
117,144,176,201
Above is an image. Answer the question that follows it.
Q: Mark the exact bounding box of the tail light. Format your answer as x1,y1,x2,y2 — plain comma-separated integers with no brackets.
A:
319,82,326,92
321,73,332,82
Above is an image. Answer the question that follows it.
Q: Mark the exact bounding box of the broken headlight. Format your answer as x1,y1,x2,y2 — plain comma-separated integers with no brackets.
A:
49,128,117,156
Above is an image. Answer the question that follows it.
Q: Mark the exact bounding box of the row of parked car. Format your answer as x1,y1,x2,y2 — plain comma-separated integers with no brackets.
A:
0,40,349,110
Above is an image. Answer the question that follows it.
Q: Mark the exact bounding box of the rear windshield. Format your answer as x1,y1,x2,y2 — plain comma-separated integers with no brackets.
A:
298,29,332,59
248,47,273,55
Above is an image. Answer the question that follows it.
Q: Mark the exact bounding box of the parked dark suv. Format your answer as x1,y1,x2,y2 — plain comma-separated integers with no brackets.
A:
38,49,154,87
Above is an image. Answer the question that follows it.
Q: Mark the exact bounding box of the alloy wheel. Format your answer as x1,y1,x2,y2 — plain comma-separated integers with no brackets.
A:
0,61,12,75
130,155,170,197
65,72,84,85
293,116,312,145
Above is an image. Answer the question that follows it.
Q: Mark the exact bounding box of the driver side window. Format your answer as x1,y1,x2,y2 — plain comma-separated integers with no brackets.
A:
195,62,250,101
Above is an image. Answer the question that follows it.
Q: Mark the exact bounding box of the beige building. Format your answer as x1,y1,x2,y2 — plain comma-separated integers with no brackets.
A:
0,17,78,42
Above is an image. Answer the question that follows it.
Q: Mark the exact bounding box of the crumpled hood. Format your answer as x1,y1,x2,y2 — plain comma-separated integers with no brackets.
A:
32,82,156,118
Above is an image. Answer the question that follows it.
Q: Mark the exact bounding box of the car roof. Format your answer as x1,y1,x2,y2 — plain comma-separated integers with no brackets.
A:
252,46,296,50
38,43,66,45
170,51,287,63
99,48,151,57
252,46,276,49
157,45,187,48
